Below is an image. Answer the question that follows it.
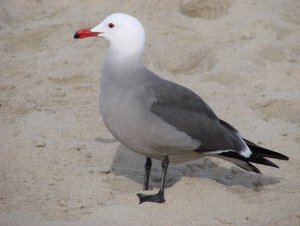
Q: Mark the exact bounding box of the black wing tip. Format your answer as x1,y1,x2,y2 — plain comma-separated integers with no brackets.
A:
218,151,280,173
248,162,262,174
262,158,279,168
279,155,289,161
243,138,289,161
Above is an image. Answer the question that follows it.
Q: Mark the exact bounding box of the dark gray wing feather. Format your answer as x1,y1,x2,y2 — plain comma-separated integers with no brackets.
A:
146,79,244,152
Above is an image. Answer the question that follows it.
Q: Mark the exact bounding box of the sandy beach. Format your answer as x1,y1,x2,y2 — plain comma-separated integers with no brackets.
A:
0,0,299,225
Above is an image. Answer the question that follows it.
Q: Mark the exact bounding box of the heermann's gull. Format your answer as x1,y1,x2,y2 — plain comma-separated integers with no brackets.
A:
74,13,289,204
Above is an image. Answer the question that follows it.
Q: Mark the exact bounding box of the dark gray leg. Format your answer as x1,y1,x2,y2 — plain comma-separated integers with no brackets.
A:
143,157,152,191
137,156,169,204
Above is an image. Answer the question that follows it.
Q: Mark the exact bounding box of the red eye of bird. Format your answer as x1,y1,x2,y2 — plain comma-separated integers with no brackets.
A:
108,23,115,28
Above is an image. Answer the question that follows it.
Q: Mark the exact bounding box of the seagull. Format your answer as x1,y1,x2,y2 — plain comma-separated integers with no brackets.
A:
74,13,289,204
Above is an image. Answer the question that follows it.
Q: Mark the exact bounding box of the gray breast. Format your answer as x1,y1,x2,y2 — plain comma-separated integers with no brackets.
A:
99,76,201,161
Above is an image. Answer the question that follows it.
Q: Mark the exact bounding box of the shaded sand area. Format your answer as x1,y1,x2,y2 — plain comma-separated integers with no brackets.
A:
0,0,299,225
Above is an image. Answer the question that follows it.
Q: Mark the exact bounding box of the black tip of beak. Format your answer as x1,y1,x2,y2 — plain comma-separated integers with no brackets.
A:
74,32,80,39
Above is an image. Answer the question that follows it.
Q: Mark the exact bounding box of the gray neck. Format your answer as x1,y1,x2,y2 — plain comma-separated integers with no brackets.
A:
102,50,145,85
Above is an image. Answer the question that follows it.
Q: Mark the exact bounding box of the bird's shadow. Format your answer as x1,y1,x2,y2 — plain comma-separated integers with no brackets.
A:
111,145,281,191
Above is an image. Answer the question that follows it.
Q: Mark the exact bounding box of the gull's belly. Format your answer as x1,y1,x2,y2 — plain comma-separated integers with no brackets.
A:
99,89,201,162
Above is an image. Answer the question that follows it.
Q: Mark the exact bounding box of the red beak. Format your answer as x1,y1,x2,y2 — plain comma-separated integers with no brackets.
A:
74,28,102,39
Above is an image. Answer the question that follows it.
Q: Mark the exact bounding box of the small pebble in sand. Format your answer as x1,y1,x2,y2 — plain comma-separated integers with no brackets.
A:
33,139,45,147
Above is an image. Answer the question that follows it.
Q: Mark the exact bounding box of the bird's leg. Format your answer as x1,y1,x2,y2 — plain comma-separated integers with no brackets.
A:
143,157,152,191
137,155,169,204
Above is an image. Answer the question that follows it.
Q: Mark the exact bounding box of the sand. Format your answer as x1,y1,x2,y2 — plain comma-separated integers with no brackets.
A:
0,0,299,225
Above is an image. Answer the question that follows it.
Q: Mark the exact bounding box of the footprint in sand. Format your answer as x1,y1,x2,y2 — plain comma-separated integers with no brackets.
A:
201,72,246,86
0,6,13,27
257,44,285,63
280,1,300,25
158,45,217,75
254,99,300,124
48,74,85,86
179,0,232,19
255,43,297,64
4,24,60,53
265,22,291,41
